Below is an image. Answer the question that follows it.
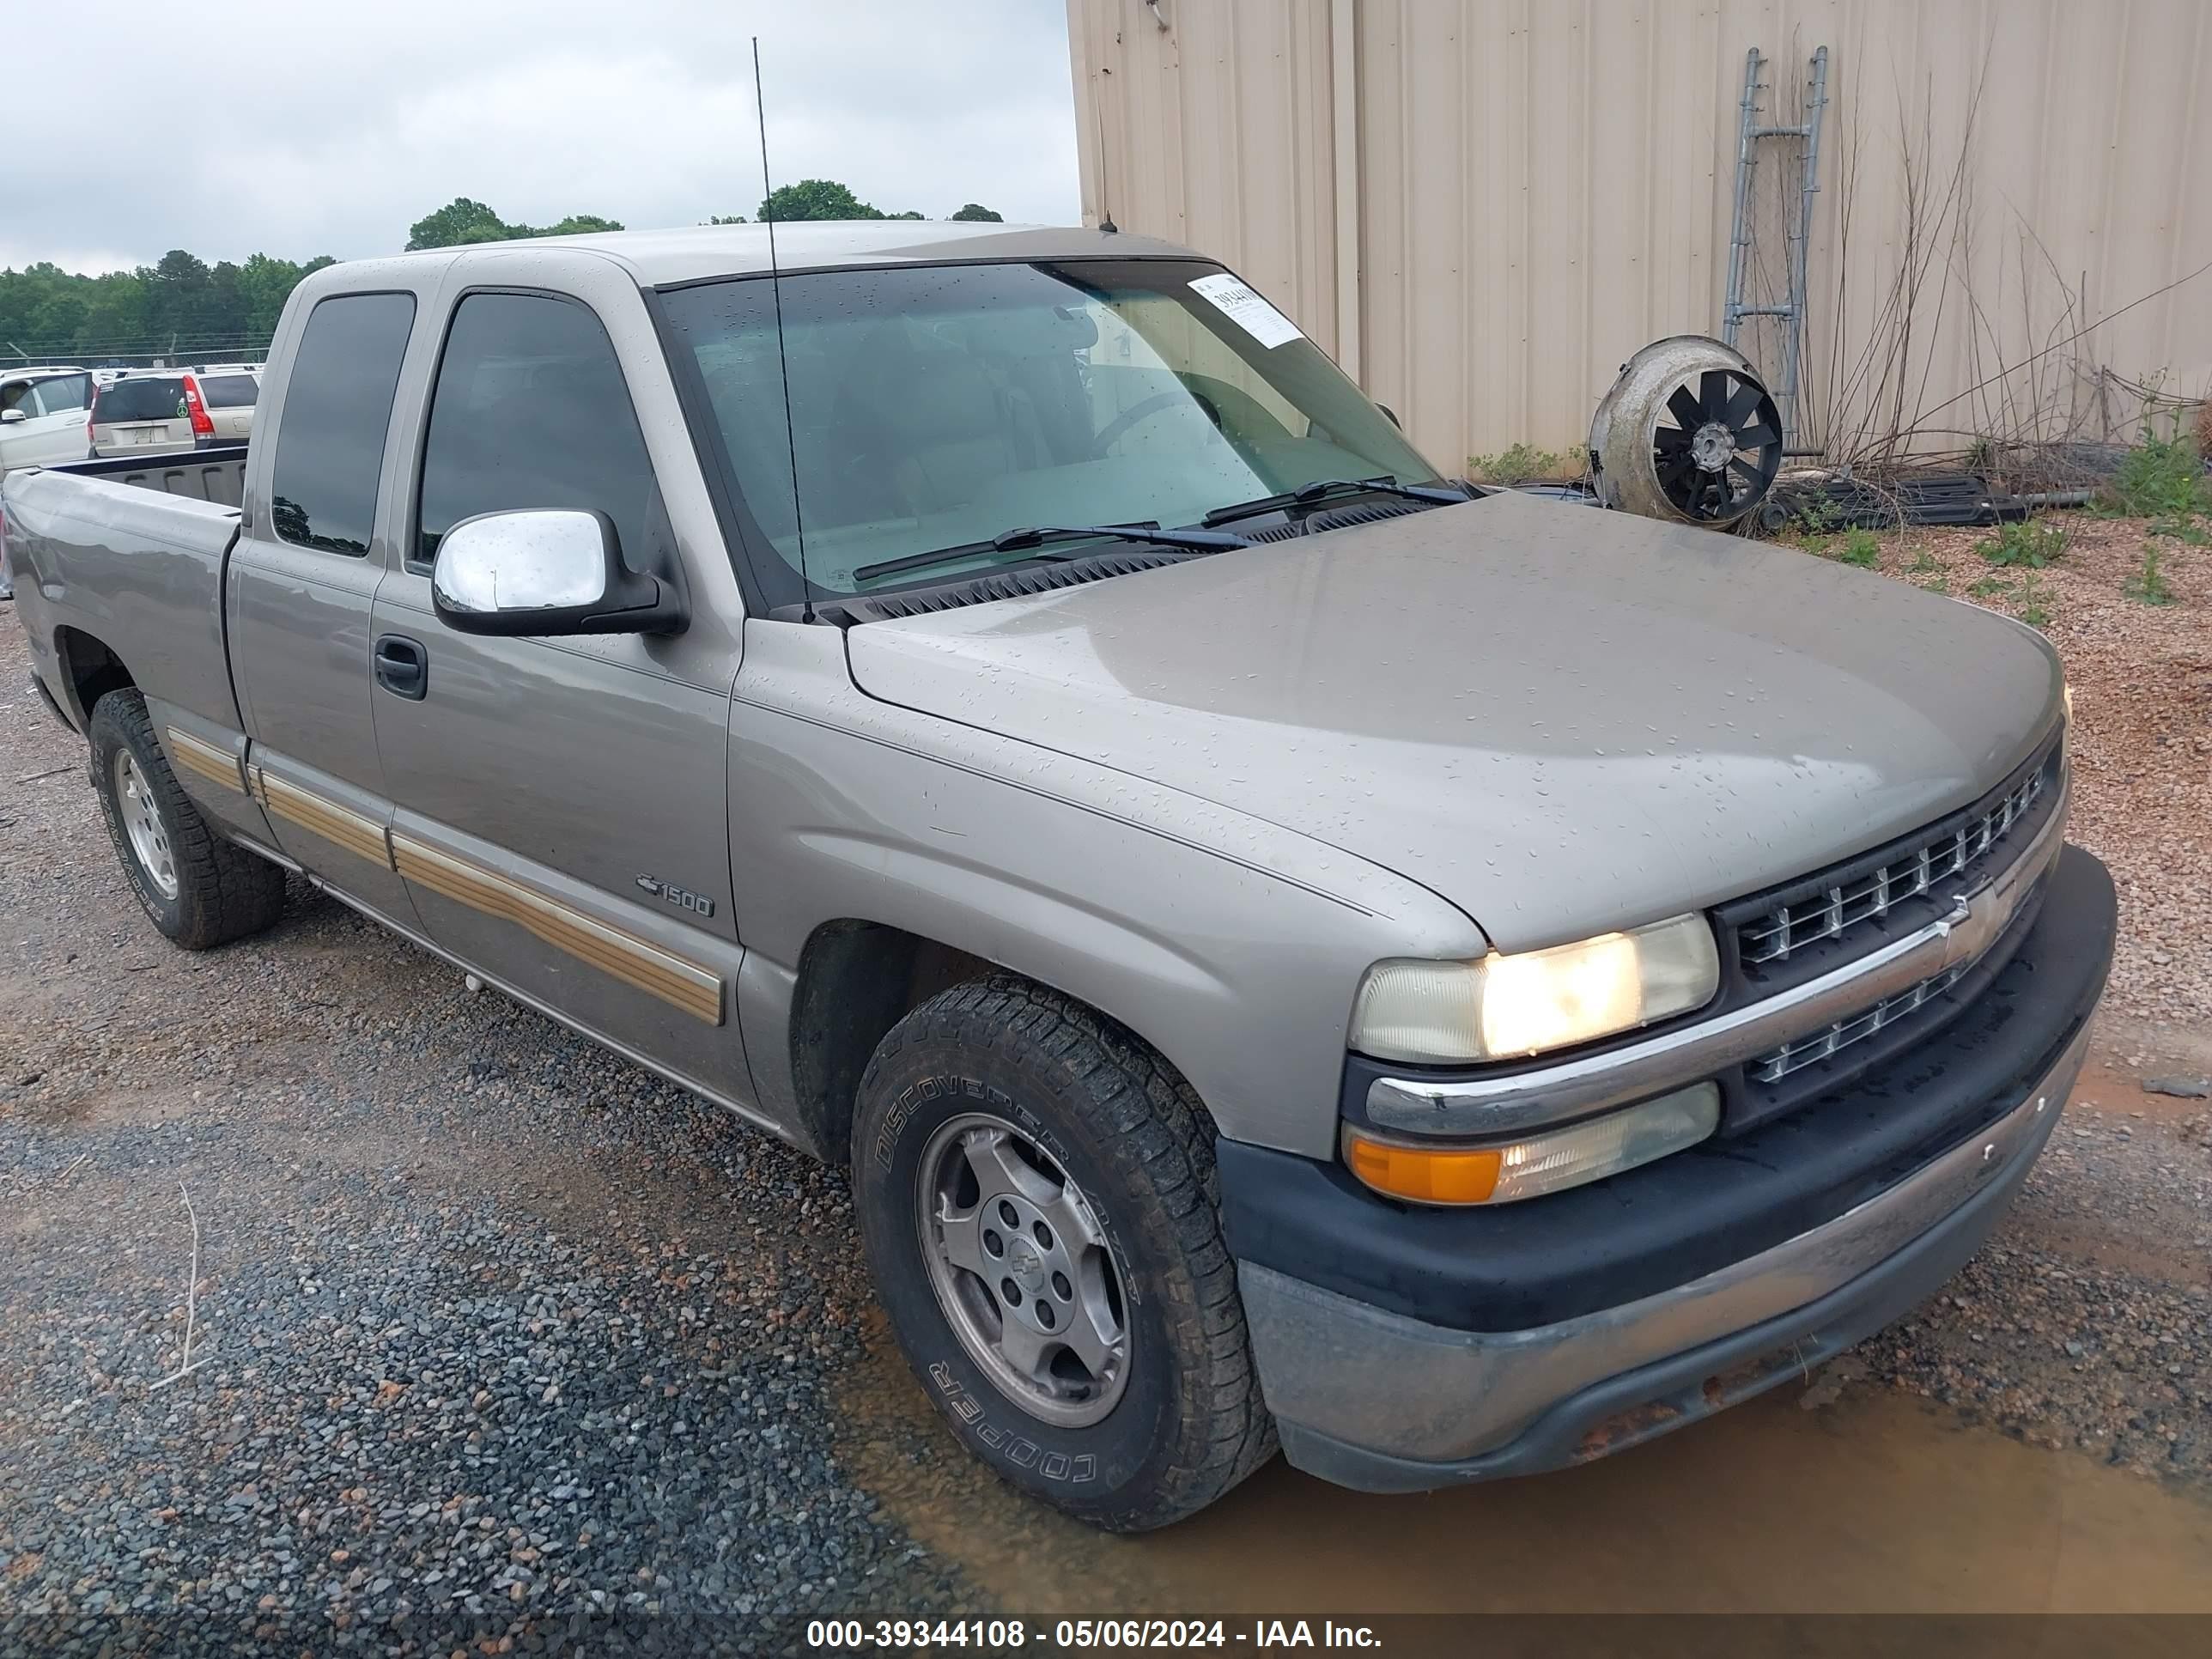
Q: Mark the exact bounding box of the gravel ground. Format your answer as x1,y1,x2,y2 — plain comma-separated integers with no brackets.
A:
3,511,2209,1645
0,624,974,1650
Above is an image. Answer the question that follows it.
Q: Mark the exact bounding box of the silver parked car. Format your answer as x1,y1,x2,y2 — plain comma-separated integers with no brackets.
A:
85,373,203,458
2,222,2115,1530
185,364,261,443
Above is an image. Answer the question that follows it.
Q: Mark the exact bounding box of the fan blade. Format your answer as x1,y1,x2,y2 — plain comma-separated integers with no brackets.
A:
1657,449,1697,489
1723,380,1764,428
1667,386,1705,429
1700,370,1729,421
1734,422,1779,450
1729,457,1762,487
1653,427,1692,455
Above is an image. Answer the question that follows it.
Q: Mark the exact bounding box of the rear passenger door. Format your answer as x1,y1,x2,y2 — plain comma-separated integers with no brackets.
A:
368,264,751,1104
228,289,425,923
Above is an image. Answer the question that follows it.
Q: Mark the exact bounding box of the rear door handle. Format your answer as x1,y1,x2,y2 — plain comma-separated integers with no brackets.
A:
373,634,428,700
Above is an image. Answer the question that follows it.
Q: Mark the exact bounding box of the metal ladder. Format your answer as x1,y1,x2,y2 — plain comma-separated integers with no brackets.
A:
1722,45,1829,455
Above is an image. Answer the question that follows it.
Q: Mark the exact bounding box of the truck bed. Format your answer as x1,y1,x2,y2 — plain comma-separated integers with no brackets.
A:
2,446,249,735
48,445,249,507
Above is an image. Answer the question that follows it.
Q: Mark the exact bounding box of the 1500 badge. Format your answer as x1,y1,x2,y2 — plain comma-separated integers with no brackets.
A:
635,874,715,918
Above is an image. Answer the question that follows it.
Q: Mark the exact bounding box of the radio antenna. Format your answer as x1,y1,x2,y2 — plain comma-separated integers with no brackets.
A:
752,37,813,622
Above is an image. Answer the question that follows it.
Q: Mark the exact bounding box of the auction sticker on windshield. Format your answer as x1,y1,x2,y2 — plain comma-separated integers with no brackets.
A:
1188,273,1304,349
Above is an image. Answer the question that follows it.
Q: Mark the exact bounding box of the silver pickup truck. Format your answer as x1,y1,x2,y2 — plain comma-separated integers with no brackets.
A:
1,222,2116,1531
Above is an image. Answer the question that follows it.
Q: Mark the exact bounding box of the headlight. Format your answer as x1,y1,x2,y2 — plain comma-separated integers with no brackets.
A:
1344,1081,1720,1206
1350,915,1719,1063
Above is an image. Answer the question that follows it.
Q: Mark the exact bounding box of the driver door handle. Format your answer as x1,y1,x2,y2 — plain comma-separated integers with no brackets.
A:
373,634,428,701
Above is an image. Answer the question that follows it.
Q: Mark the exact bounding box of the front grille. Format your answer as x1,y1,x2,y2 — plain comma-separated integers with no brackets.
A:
1738,763,2049,967
1750,961,1971,1083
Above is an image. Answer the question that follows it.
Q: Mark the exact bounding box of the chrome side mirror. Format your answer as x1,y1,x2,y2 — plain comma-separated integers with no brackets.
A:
430,508,683,637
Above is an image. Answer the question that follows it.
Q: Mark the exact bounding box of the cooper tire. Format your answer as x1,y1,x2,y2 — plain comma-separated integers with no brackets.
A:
853,975,1275,1531
88,690,285,950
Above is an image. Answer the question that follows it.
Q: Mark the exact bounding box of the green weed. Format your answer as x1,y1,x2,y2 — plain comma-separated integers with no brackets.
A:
1838,528,1881,568
2125,542,2177,606
1466,443,1571,483
1976,519,2069,568
2106,410,2211,520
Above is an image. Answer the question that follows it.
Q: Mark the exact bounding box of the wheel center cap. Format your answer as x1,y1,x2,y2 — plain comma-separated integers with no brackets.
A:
1006,1237,1047,1294
1691,421,1735,471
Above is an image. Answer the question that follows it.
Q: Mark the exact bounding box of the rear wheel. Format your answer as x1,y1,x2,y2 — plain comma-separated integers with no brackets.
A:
88,690,285,949
853,975,1275,1531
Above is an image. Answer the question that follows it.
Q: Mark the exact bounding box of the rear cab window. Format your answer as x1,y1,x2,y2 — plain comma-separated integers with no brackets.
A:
413,290,663,570
268,294,416,555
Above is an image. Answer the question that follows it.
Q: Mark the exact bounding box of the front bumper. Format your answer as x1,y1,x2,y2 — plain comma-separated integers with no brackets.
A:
1224,845,2115,1493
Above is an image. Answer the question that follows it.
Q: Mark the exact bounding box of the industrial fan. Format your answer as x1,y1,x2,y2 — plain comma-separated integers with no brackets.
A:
1589,337,1784,527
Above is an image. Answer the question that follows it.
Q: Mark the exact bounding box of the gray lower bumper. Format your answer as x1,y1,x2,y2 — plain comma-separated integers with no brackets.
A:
1242,1019,2089,1494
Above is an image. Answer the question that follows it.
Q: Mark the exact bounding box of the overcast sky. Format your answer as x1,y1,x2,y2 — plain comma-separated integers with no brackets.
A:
3,1,1081,275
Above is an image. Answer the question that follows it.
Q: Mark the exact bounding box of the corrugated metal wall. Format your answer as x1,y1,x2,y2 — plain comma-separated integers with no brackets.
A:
1067,0,2212,471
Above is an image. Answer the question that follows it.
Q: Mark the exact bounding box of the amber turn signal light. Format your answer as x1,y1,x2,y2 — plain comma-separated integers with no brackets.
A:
1344,1135,1503,1205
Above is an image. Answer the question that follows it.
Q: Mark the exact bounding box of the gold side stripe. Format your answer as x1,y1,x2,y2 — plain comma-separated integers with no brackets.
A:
390,834,723,1025
164,727,246,794
248,767,394,871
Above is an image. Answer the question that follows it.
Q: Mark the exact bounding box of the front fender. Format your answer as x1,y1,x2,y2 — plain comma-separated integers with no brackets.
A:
726,624,1485,1159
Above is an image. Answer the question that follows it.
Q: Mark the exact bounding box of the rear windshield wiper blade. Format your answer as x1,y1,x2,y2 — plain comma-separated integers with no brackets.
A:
853,521,1249,585
1200,476,1471,527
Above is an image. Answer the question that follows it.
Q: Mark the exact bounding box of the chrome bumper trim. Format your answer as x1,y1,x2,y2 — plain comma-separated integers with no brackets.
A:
1369,778,2067,1137
1252,1016,2088,1468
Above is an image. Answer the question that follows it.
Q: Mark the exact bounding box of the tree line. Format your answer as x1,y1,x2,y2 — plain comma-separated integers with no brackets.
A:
0,250,336,365
1,184,1005,363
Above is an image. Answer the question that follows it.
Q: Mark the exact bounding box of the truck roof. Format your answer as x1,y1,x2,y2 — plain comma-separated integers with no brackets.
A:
412,220,1200,287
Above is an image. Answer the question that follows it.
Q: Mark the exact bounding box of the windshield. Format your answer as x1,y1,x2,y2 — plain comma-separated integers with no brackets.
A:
94,377,188,423
659,258,1439,602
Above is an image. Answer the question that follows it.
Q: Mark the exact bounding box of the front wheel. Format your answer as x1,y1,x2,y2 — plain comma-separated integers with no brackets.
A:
853,975,1275,1531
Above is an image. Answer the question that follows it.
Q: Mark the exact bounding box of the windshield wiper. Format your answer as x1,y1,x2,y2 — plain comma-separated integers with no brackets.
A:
853,522,1250,585
1200,476,1471,527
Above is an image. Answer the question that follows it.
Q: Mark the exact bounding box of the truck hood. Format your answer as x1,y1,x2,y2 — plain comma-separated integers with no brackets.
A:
843,490,2062,950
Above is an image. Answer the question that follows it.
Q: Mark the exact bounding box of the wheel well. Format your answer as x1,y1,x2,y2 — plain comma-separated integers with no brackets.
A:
54,627,136,726
788,921,995,1165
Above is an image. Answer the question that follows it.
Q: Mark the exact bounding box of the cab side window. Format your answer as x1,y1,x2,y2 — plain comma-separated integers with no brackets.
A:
269,293,416,555
415,292,660,569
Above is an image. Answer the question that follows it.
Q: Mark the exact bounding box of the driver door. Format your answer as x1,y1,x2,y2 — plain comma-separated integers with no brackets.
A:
368,270,750,1104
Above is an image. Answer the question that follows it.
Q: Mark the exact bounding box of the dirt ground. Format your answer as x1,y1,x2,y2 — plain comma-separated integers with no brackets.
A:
2,506,2209,1648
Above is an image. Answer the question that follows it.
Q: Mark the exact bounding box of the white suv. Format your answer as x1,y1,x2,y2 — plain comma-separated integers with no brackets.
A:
0,367,94,473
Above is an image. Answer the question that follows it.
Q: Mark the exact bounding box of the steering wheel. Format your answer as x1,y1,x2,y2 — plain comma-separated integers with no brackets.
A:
1096,389,1217,452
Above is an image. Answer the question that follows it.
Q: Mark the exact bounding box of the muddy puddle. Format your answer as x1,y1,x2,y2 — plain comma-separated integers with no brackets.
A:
839,1314,2212,1617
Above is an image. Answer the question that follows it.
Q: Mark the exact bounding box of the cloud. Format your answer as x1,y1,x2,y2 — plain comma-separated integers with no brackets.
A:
0,0,1079,273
